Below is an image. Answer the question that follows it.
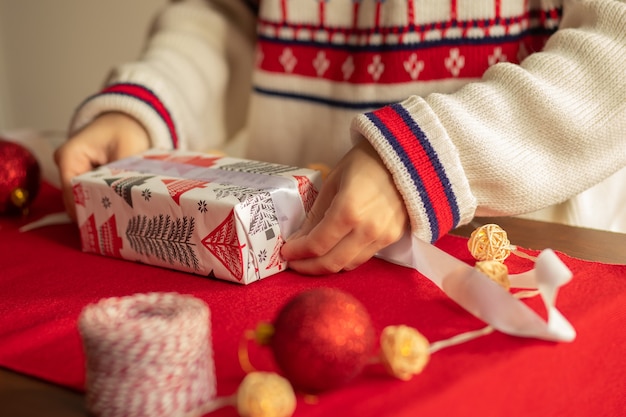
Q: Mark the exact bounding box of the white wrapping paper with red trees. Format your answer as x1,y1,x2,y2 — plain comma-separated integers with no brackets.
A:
72,151,322,284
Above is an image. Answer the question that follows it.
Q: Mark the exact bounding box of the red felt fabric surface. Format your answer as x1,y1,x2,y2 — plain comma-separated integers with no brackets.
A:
1,182,625,417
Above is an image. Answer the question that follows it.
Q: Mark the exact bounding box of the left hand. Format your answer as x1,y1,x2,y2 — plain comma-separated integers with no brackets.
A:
281,140,409,275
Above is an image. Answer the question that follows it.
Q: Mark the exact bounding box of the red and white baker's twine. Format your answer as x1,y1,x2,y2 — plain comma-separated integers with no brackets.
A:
78,293,216,417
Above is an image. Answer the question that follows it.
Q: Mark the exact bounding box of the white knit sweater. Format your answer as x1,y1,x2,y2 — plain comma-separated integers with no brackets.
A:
70,0,626,242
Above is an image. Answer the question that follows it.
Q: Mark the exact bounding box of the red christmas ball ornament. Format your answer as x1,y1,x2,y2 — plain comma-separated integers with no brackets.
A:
267,287,376,393
0,138,41,215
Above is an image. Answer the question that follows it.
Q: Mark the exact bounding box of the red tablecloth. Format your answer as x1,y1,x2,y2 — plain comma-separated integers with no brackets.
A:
1,182,625,417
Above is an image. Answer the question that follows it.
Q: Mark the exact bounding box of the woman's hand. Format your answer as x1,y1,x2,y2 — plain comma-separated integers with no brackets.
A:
281,140,409,275
54,112,150,220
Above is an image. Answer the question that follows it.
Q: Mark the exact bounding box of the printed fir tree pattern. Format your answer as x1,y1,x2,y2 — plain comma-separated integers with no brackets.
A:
265,234,285,272
105,175,154,208
201,210,245,281
72,182,87,207
219,160,300,176
216,159,319,218
79,214,99,253
242,191,279,235
295,175,318,213
78,214,123,257
214,185,279,236
144,153,221,167
99,215,123,257
245,234,285,282
161,178,209,205
126,214,200,271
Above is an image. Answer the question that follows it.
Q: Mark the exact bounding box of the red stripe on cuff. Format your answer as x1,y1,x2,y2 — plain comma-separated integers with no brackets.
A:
102,83,179,148
374,106,456,235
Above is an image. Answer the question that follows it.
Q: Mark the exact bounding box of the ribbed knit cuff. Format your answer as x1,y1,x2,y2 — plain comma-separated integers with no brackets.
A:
351,96,476,243
69,83,179,150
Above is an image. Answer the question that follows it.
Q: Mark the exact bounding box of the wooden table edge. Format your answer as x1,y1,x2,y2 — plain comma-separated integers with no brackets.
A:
452,216,626,265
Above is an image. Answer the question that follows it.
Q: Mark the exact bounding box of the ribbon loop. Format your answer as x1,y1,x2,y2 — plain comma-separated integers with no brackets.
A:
377,233,576,342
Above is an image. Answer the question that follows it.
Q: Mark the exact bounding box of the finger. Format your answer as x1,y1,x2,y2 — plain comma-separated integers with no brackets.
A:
285,230,366,275
342,219,408,271
342,240,394,271
54,144,102,221
286,216,407,275
282,176,349,259
286,218,393,275
281,199,356,261
56,161,85,222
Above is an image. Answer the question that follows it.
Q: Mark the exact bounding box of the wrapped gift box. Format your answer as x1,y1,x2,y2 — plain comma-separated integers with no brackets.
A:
71,150,322,284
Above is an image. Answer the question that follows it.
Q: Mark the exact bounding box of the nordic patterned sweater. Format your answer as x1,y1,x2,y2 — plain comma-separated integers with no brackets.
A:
70,0,626,243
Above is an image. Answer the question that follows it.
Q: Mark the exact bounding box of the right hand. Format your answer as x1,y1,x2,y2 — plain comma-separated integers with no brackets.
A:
281,140,409,275
54,112,151,221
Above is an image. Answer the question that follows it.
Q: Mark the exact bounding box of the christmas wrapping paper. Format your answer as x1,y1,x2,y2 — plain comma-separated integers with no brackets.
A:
71,151,321,284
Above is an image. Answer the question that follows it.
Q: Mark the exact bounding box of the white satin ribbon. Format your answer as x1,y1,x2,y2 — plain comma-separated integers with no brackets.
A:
377,233,576,342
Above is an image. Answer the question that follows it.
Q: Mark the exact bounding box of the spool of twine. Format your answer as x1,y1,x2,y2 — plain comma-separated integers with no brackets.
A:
78,292,215,417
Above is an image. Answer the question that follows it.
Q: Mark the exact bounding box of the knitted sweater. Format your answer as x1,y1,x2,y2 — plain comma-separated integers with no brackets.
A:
70,0,626,243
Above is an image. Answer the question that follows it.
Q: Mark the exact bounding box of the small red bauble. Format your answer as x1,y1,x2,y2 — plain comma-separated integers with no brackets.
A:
269,287,376,393
0,138,41,215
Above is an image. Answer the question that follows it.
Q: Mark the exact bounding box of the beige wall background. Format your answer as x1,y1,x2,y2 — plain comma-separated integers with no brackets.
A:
0,0,167,133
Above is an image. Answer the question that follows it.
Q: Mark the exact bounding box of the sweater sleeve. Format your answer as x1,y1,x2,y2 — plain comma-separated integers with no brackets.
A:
69,0,257,152
352,0,626,244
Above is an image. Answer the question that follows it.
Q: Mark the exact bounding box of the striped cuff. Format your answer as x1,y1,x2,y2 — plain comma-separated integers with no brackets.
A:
71,83,179,150
352,98,475,243
99,84,179,148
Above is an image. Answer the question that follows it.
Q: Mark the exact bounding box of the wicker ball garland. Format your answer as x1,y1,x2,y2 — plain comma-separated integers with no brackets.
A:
236,372,297,417
467,223,540,290
467,224,517,290
467,223,514,263
379,325,431,381
474,260,511,290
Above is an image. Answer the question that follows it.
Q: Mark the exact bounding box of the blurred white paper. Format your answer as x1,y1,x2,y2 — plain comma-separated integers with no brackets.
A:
19,211,72,232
